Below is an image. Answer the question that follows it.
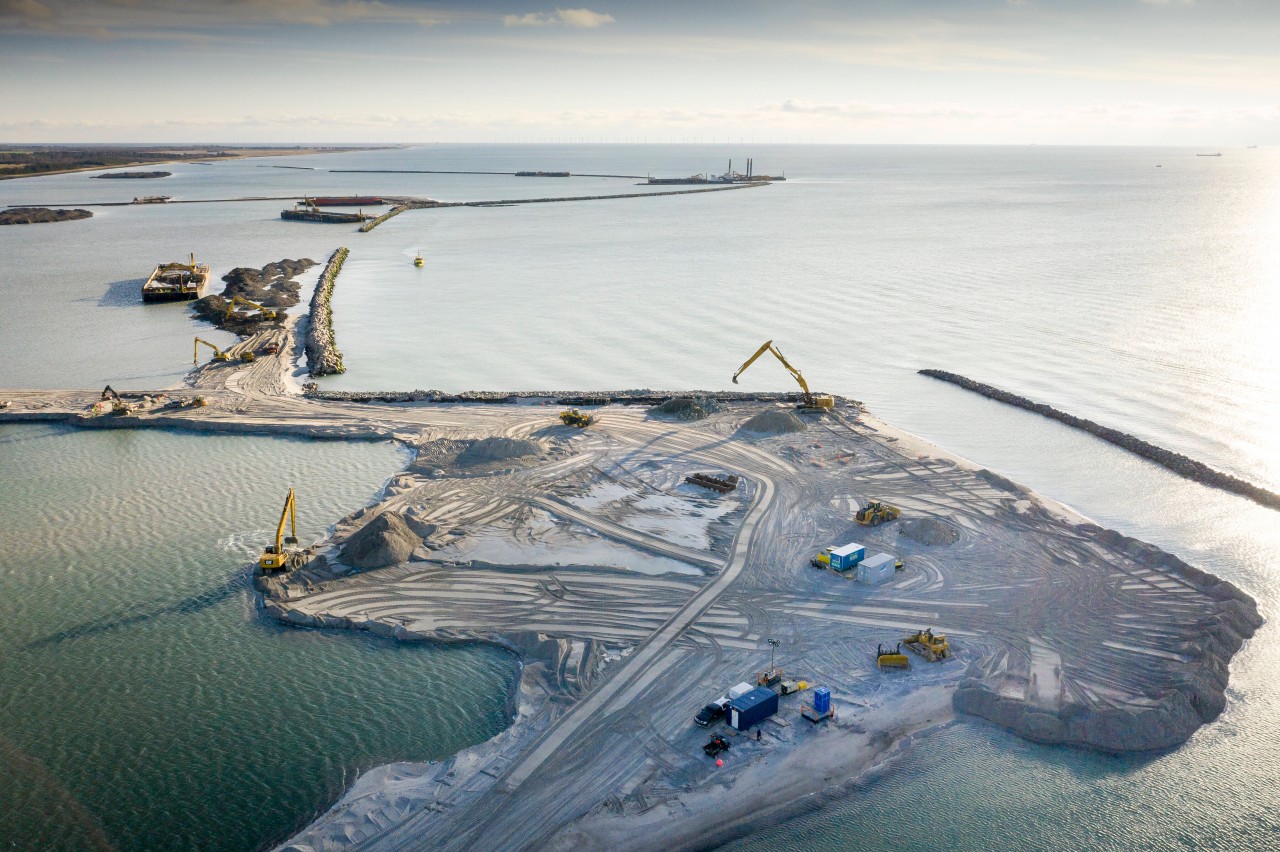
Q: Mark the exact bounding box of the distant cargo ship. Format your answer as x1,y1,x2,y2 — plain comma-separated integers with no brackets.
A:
647,158,784,185
1196,153,1223,157
142,254,208,303
515,171,570,177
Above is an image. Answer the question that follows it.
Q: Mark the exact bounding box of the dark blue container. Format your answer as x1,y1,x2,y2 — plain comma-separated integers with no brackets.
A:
813,686,831,715
727,686,779,731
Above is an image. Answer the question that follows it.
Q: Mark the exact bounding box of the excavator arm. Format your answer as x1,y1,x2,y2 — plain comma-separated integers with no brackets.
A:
260,488,299,572
194,336,228,364
226,295,277,321
732,339,825,406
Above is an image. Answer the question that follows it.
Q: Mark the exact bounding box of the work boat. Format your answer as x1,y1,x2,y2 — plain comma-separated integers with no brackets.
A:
414,253,424,267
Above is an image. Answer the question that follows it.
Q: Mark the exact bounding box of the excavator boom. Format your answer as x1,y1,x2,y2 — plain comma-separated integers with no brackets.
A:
260,488,301,573
194,336,229,364
731,339,834,408
226,295,278,321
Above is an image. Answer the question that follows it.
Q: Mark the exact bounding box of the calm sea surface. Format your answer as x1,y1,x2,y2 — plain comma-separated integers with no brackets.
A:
0,145,1277,849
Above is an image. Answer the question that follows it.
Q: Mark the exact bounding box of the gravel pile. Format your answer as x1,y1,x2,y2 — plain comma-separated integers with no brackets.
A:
900,517,960,546
456,437,540,466
739,409,807,435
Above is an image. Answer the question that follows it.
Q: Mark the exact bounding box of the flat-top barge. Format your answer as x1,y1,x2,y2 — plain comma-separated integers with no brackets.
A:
142,253,208,303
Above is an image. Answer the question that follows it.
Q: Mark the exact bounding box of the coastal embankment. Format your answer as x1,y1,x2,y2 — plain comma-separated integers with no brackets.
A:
305,247,348,377
358,182,765,231
920,369,1280,512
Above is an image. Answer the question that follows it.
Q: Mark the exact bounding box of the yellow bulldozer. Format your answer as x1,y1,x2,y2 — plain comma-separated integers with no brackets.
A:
856,500,900,527
877,643,910,670
903,628,951,662
559,408,594,428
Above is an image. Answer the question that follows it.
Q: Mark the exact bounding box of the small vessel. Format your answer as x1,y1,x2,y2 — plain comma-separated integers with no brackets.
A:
1196,153,1223,157
142,254,208,303
413,253,424,267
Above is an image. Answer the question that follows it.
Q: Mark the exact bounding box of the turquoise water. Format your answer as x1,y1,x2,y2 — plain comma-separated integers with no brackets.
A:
2,145,1278,849
0,425,515,850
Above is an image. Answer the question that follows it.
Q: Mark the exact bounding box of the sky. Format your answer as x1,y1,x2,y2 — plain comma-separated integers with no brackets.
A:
1,0,1277,144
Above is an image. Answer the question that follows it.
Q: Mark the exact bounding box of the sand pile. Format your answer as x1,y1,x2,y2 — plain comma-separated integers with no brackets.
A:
900,517,960,546
651,397,717,421
739,409,807,435
340,512,419,569
456,437,540,467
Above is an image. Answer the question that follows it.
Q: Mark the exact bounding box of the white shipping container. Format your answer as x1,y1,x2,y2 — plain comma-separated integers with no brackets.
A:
857,553,896,585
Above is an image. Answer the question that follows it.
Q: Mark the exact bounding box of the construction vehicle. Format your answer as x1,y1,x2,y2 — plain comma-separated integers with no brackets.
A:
686,472,739,493
194,336,254,365
877,643,911,670
225,295,279,322
261,342,280,355
703,735,731,758
731,340,835,410
559,408,594,428
756,666,784,689
98,385,134,414
259,488,312,573
856,499,901,526
903,628,951,662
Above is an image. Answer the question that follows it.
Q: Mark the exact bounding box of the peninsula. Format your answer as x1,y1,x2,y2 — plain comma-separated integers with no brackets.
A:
0,298,1260,850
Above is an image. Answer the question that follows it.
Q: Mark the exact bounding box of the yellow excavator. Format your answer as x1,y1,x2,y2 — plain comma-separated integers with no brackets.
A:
903,628,951,662
225,295,279,322
259,487,311,573
732,340,835,409
194,336,254,364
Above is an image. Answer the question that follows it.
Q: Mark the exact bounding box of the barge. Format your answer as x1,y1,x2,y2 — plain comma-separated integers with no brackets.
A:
281,201,371,224
142,253,208,303
515,171,570,177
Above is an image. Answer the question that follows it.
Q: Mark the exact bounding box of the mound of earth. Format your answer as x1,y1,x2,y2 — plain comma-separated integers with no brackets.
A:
900,517,960,546
340,512,420,570
0,207,92,225
739,409,807,435
651,397,717,421
456,436,540,467
191,257,316,334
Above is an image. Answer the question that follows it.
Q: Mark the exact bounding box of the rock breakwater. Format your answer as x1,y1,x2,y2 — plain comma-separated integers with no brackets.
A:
920,369,1280,512
305,247,348,376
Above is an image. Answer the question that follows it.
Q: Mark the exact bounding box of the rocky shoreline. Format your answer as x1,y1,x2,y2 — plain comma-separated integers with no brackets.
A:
920,369,1280,512
305,247,348,376
191,258,315,335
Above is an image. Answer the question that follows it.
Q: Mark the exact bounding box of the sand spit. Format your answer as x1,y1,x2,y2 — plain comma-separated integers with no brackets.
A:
0,343,1262,851
922,369,1280,512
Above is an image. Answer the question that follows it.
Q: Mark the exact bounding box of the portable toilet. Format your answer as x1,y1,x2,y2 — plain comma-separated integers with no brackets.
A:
856,553,896,585
827,542,866,572
727,687,779,731
813,686,831,716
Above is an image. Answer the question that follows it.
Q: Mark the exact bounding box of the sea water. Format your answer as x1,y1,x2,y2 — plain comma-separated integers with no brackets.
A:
1,144,1277,849
0,426,515,850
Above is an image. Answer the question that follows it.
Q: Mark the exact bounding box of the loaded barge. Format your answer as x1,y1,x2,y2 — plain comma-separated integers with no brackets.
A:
281,200,371,224
142,254,208,303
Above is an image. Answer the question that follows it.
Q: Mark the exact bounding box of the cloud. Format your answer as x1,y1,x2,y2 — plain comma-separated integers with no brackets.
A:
504,8,614,28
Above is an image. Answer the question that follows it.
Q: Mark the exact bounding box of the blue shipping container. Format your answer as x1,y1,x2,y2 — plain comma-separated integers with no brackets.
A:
813,686,831,715
727,686,779,731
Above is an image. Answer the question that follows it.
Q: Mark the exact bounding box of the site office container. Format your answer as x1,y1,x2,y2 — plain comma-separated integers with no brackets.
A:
857,553,896,585
827,542,865,571
727,686,779,731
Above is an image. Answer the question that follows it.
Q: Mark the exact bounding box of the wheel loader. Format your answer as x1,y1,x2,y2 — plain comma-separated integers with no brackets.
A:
855,500,900,527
